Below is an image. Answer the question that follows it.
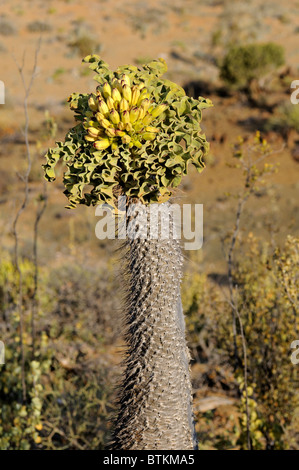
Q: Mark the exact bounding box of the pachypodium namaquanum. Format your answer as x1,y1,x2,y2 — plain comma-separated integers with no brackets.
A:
43,55,212,209
43,55,212,450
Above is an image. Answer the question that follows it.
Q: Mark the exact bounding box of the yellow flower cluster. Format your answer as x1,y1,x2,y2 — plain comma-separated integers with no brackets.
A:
83,73,167,151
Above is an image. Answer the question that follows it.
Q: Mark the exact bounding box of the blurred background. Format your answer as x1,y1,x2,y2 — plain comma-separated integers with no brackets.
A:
0,0,298,450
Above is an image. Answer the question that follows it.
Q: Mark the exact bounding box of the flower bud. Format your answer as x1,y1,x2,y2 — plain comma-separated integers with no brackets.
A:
138,106,147,120
88,127,101,138
133,121,144,133
105,127,116,138
121,134,131,145
85,135,96,142
96,86,103,97
137,90,150,106
110,109,120,125
145,126,159,133
142,113,154,125
84,119,98,129
115,130,126,137
120,73,130,86
142,132,156,141
112,79,123,93
122,84,132,104
129,106,139,123
119,98,129,112
106,96,115,110
100,118,112,129
111,141,119,152
98,99,109,117
125,122,133,132
121,110,130,124
151,103,167,118
112,87,122,103
132,139,142,149
94,138,111,150
131,85,140,106
88,95,98,112
102,82,111,98
140,98,151,112
95,112,105,123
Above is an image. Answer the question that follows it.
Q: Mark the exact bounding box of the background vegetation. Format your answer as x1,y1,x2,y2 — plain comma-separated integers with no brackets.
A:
0,0,298,450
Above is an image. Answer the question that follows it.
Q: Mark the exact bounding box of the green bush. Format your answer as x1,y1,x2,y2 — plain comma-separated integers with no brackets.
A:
41,364,112,449
0,18,17,36
0,258,51,449
218,234,299,449
68,34,101,58
220,43,285,89
265,104,299,133
181,232,299,450
27,21,53,33
47,263,121,344
0,257,114,449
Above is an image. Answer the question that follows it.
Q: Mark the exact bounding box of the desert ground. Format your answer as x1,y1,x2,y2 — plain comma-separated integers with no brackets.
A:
0,0,298,450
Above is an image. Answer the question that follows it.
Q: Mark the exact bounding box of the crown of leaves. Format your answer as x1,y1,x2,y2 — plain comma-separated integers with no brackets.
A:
43,55,212,208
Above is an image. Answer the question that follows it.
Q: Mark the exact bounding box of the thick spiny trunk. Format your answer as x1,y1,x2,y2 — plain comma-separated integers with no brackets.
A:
111,202,197,450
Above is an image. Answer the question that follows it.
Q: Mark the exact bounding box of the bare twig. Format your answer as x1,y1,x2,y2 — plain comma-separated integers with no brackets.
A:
226,193,252,449
227,196,248,369
227,294,251,449
226,139,282,360
225,136,280,450
11,39,41,402
32,184,48,357
279,266,298,334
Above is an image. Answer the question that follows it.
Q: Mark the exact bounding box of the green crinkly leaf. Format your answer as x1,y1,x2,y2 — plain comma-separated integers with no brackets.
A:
43,55,212,208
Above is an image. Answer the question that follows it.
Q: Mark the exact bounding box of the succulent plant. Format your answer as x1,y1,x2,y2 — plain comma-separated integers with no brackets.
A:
43,56,212,451
43,55,212,208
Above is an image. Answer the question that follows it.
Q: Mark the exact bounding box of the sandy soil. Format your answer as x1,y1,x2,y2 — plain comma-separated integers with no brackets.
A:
0,0,298,270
